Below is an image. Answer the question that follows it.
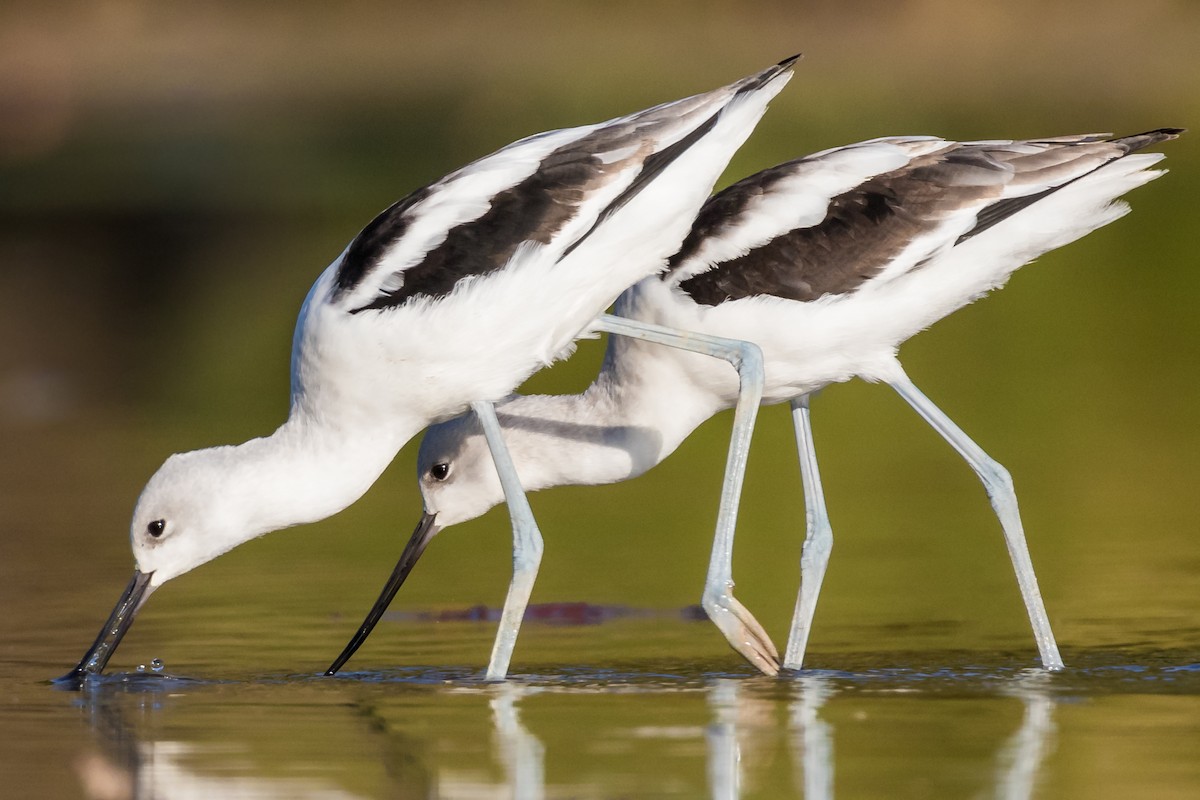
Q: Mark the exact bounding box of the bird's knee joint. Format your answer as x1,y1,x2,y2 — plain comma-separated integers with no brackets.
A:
701,586,733,616
737,342,764,372
978,458,1015,496
800,532,832,564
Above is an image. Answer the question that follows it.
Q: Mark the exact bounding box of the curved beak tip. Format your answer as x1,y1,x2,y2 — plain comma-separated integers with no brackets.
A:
323,512,439,676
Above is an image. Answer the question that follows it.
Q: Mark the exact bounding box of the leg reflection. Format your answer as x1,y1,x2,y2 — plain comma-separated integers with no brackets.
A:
993,670,1057,800
490,683,545,800
707,679,741,800
789,674,834,800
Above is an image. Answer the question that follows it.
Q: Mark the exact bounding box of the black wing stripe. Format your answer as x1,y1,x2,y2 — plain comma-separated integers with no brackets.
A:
333,185,434,297
350,144,602,313
665,160,802,277
677,129,1182,307
560,111,720,260
678,182,915,305
955,187,1057,245
558,57,798,261
677,150,1011,306
336,58,808,312
675,150,1001,306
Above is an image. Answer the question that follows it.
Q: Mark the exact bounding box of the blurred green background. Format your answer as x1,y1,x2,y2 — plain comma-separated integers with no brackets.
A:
1,0,1197,669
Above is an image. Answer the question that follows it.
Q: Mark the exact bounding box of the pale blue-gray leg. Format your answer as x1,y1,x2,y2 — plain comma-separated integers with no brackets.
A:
594,315,778,674
884,361,1064,670
472,399,545,681
784,393,833,671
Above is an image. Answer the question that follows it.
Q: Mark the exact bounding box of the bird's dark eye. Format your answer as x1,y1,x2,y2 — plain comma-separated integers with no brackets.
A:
430,462,450,481
147,519,166,538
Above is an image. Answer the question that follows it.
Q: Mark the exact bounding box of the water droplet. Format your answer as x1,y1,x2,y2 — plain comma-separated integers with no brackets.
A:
150,658,164,673
136,664,146,672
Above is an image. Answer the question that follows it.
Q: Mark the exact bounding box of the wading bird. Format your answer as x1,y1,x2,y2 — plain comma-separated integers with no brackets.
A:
326,129,1180,677
60,57,799,684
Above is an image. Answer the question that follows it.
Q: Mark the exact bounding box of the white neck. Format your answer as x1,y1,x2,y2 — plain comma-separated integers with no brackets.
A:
132,404,426,585
226,410,414,537
495,362,722,492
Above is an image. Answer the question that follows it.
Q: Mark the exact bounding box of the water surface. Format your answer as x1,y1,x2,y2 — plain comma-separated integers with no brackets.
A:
8,617,1199,798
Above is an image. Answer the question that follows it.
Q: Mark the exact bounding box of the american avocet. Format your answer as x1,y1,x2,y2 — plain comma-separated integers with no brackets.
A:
60,57,799,684
325,129,1181,677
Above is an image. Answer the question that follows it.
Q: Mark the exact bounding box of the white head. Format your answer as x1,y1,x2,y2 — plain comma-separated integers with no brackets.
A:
61,414,407,683
416,391,662,529
129,446,265,587
416,413,505,527
61,443,273,683
325,408,554,678
327,396,661,677
322,413,506,678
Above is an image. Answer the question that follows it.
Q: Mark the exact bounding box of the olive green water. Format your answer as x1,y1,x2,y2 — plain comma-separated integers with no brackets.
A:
2,3,1199,797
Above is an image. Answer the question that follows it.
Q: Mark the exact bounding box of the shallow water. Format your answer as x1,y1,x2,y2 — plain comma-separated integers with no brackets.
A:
8,618,1200,799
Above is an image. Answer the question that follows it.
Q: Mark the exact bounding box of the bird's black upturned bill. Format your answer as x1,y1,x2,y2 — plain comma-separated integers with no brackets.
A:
56,570,156,686
324,512,440,675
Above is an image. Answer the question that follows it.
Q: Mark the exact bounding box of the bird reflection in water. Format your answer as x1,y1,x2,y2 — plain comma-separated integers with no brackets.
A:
68,669,1058,798
791,675,836,800
787,671,1058,800
993,670,1058,800
490,684,546,800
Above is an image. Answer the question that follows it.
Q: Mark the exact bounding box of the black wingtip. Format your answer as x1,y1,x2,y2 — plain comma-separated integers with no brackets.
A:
737,54,802,95
1113,127,1186,153
765,53,802,81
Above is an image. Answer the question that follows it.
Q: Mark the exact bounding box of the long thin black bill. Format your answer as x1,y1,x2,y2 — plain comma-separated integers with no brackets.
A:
56,570,156,686
325,512,439,676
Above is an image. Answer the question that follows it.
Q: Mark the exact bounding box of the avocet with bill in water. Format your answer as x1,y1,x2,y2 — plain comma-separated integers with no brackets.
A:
325,128,1181,677
59,57,799,684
